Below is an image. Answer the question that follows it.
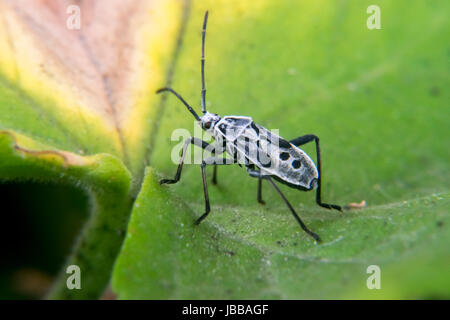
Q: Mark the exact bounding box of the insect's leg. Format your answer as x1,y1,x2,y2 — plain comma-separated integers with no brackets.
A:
266,177,321,242
195,161,211,225
211,140,226,185
247,168,320,241
160,137,213,185
290,134,342,211
212,165,218,185
289,134,316,147
194,156,236,225
257,174,265,205
245,166,265,204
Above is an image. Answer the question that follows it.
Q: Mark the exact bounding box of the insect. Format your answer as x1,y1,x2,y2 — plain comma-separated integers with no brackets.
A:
157,11,342,242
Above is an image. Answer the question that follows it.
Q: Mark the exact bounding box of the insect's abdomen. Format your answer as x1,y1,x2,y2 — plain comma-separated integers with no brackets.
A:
235,122,319,190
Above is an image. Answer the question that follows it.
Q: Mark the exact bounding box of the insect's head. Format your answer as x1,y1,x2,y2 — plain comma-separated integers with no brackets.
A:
200,111,221,133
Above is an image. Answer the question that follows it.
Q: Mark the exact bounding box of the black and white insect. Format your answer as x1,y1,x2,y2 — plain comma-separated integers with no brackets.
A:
157,11,342,242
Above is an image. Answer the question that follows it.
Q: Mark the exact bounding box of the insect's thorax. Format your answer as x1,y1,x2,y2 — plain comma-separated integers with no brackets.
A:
212,116,252,138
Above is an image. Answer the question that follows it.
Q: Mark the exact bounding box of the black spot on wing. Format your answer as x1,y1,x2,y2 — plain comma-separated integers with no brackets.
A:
279,152,290,161
291,159,302,169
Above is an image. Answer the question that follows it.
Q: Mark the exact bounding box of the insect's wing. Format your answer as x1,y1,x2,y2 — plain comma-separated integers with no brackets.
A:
237,122,319,189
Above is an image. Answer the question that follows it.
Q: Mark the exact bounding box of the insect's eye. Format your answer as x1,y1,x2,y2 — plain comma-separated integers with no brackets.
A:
204,122,211,129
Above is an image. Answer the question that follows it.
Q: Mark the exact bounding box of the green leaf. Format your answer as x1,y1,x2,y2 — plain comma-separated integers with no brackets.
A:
0,131,132,299
113,0,449,299
113,170,449,299
0,0,184,298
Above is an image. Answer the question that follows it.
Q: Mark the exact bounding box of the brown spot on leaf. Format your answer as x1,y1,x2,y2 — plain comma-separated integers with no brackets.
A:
344,200,367,210
1,130,90,166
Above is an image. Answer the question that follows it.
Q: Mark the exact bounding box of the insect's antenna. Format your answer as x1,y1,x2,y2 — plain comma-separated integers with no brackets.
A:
156,87,201,121
201,10,209,114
